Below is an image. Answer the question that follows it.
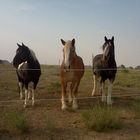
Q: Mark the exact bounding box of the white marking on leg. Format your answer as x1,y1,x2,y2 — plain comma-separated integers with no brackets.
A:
24,89,28,108
28,88,31,100
61,96,67,111
91,75,96,96
19,82,23,99
107,81,112,105
72,96,78,110
31,88,35,106
101,82,106,102
68,92,72,103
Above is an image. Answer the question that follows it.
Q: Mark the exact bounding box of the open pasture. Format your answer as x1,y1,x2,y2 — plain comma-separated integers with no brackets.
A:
0,64,140,140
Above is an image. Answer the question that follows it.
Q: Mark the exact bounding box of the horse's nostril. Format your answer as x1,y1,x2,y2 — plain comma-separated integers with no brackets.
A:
68,65,70,69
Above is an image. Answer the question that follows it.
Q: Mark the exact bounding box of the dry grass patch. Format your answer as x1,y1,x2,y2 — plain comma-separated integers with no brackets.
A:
81,104,122,132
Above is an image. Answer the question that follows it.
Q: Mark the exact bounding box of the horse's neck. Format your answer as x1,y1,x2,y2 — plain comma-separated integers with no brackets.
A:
27,56,40,68
106,56,116,68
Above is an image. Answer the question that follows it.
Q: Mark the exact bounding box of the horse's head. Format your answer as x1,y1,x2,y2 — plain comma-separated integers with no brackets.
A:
102,36,115,61
61,38,76,69
13,43,30,68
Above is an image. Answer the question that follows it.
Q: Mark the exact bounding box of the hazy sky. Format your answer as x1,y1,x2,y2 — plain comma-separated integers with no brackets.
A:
0,0,140,67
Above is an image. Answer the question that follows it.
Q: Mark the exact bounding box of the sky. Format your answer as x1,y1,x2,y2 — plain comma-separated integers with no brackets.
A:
0,0,140,67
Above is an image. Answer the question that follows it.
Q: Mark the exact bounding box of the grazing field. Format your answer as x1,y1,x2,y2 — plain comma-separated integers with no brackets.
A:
0,64,140,140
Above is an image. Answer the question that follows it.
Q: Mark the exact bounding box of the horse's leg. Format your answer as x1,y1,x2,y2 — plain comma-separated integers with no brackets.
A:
69,83,73,104
91,75,97,96
72,81,80,110
32,82,37,106
61,82,67,110
24,84,28,108
19,82,23,99
31,88,35,106
107,80,113,105
28,88,31,100
101,81,106,102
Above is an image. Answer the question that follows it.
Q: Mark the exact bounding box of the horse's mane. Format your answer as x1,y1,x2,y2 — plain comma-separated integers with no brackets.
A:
29,48,38,62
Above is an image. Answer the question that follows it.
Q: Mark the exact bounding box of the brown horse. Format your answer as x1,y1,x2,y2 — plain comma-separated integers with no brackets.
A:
60,39,84,110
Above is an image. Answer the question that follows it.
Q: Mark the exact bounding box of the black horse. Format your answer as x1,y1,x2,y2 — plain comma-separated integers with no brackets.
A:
91,36,117,104
13,43,41,107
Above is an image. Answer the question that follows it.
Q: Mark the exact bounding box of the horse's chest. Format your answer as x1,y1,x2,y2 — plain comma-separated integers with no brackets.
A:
64,71,76,81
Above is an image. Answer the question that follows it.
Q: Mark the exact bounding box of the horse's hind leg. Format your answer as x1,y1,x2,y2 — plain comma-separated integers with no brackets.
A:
91,75,97,96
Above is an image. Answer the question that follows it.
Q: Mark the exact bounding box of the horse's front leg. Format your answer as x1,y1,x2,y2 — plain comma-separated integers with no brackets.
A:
24,88,28,108
72,81,80,110
19,82,23,99
107,80,113,105
31,89,35,106
24,84,28,108
101,82,106,102
61,82,67,111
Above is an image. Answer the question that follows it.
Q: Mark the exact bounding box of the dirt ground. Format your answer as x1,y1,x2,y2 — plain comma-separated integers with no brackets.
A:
0,95,140,140
0,65,140,140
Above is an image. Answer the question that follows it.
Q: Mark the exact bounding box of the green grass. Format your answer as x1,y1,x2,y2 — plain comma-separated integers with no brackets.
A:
130,98,140,118
81,104,122,132
5,110,29,134
45,112,56,132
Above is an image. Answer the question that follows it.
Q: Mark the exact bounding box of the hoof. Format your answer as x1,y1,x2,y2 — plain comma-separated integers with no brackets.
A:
107,100,113,105
61,104,67,111
32,102,35,106
91,91,95,96
72,103,78,110
24,104,27,108
101,96,106,102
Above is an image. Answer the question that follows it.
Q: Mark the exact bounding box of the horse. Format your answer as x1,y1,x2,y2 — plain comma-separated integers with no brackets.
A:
91,36,117,105
60,38,84,110
13,43,41,108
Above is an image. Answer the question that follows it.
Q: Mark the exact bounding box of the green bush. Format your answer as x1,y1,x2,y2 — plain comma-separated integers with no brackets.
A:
82,104,121,132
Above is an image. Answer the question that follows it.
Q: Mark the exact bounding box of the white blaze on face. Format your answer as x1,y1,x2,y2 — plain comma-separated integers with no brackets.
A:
63,41,72,67
103,43,110,60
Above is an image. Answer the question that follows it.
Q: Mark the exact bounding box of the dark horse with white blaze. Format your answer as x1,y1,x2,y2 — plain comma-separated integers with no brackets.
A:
92,36,117,104
13,43,41,108
60,39,84,110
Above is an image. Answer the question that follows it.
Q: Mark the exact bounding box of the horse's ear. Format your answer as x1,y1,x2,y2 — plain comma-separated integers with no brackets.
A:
61,39,66,46
17,43,21,48
72,38,75,46
104,36,108,42
112,36,114,42
22,43,25,46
